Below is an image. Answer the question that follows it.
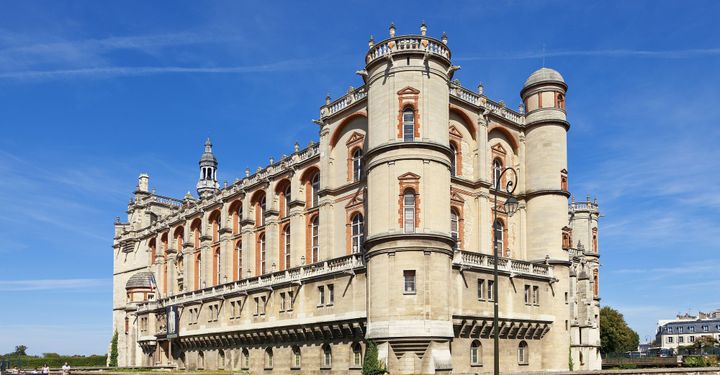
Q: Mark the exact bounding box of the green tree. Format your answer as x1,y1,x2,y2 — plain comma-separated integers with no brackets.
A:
362,340,386,375
14,345,28,356
108,331,119,367
600,306,639,354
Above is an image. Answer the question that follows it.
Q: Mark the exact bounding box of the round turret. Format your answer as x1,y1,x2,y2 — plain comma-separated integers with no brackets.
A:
520,67,568,125
196,138,219,198
125,271,157,302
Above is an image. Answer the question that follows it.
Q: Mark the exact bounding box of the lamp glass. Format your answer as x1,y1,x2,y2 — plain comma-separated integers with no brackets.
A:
504,196,519,217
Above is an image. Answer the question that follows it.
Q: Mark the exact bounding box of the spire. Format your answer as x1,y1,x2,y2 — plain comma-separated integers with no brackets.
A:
196,138,219,198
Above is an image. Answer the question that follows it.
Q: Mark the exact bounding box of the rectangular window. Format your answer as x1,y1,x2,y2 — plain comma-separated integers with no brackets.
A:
678,327,683,333
403,270,416,294
668,337,673,343
689,326,695,332
288,290,294,311
487,280,495,301
477,279,485,300
564,292,568,304
260,296,266,315
524,285,531,305
328,284,334,305
318,286,325,306
703,325,709,332
689,336,695,343
679,336,684,343
532,286,540,306
229,301,235,319
667,327,673,333
279,292,286,312
254,297,260,316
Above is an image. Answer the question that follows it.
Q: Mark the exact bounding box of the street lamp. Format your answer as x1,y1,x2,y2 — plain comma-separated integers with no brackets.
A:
492,167,518,375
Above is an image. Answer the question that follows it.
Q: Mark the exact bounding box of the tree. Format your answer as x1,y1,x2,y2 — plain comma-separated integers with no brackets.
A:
14,345,28,356
600,306,639,354
362,340,386,375
108,331,118,367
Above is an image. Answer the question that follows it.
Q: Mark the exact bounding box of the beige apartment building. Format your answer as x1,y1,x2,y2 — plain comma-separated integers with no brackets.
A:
112,24,601,374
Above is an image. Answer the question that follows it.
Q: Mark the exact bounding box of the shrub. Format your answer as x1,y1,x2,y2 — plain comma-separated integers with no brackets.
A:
362,340,386,375
109,331,119,367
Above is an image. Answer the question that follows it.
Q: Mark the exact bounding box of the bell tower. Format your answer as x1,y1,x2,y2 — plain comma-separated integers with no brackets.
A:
363,23,457,374
196,138,219,199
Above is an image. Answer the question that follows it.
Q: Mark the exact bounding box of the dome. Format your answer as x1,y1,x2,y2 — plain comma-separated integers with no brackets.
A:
126,271,156,290
523,67,565,90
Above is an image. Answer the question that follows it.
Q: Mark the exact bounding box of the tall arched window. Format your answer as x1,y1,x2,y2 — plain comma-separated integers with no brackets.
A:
351,213,364,253
352,148,363,182
351,343,362,367
311,173,320,207
149,239,156,266
284,184,292,217
264,347,273,369
283,225,291,269
241,349,250,370
210,212,220,242
403,107,415,142
214,248,221,285
311,216,320,263
493,159,503,189
451,209,459,250
322,344,332,368
470,340,482,366
195,253,202,290
450,143,457,176
292,345,301,369
259,234,266,274
403,190,416,233
494,219,504,256
517,341,528,365
235,241,242,281
259,195,266,226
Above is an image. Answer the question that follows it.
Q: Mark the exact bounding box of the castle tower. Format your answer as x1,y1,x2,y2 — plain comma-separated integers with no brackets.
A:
520,68,572,370
196,138,219,198
363,24,456,374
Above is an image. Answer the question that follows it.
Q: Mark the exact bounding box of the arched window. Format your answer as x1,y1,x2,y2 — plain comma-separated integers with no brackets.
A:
592,228,598,253
593,269,599,298
264,347,273,369
259,195,266,226
195,253,202,290
198,351,205,369
235,241,242,280
210,212,220,242
241,349,250,370
283,225,291,269
352,148,363,182
403,107,415,142
218,349,225,370
351,213,364,253
450,143,457,176
230,202,242,234
311,173,320,207
517,341,528,365
259,234,266,274
493,159,503,189
494,219,504,256
284,184,292,217
403,190,416,233
351,343,362,368
214,248,221,286
451,209,459,250
149,239,156,266
311,216,320,263
322,344,332,368
292,345,301,369
470,340,482,366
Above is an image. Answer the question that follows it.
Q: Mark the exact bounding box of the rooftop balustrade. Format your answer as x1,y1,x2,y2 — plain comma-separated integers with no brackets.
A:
137,253,365,313
453,250,553,280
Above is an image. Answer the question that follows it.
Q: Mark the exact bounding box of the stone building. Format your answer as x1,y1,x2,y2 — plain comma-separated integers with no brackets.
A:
112,24,601,374
656,311,720,351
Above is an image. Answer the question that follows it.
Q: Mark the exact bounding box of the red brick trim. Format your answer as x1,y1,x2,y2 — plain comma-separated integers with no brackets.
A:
396,87,421,140
397,172,421,229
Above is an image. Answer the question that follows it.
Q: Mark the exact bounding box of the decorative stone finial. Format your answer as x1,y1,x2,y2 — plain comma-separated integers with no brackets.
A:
420,21,427,36
368,35,375,48
244,168,250,177
269,157,274,165
308,140,315,147
518,104,525,114
389,22,396,37
223,181,228,188
477,82,484,95
294,142,300,153
256,166,262,173
441,31,448,45
115,216,121,224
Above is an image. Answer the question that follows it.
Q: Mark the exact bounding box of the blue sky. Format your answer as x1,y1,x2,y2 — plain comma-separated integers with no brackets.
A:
0,0,718,355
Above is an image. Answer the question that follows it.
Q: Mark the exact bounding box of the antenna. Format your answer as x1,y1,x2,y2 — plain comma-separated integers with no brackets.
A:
542,43,546,67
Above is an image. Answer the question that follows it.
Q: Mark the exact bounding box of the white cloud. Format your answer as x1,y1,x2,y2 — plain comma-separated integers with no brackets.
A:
456,48,720,61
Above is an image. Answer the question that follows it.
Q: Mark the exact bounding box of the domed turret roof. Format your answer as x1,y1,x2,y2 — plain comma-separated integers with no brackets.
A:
126,271,156,290
199,138,217,164
523,67,565,89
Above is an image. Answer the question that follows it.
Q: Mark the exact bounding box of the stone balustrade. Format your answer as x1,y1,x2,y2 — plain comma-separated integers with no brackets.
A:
453,250,553,280
323,86,367,118
449,85,526,125
136,253,365,313
366,36,451,65
569,200,599,213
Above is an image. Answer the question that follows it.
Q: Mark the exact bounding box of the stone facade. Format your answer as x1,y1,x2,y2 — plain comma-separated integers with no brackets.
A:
111,24,602,374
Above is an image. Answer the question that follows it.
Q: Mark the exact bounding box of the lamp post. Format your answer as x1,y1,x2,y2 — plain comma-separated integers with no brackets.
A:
492,167,519,375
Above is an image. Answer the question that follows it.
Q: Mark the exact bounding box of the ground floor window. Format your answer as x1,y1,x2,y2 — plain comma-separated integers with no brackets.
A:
518,341,528,365
322,344,332,368
351,343,362,367
292,346,301,369
470,340,482,366
265,347,273,369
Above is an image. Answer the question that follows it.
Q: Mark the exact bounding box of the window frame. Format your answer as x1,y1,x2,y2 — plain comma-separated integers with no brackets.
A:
403,189,416,233
351,213,364,253
403,270,417,295
403,107,415,142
